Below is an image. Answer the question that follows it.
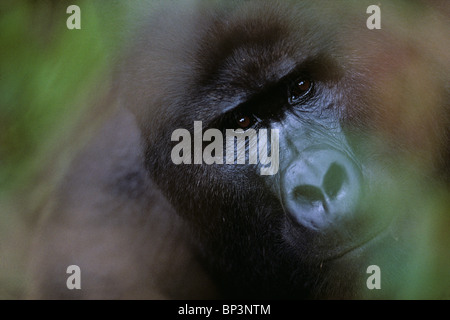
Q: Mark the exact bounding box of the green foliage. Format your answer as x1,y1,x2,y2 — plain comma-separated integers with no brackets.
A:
0,0,126,298
0,0,121,195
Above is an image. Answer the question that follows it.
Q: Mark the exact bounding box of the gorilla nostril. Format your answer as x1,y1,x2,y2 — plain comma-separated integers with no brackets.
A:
323,162,348,199
283,149,361,229
292,185,328,211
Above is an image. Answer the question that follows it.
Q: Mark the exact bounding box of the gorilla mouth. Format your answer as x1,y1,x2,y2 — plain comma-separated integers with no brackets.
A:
324,226,390,262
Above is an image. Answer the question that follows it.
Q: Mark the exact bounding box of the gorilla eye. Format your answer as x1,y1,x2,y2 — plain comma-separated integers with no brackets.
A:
289,79,313,104
237,116,252,129
215,110,257,132
297,80,311,92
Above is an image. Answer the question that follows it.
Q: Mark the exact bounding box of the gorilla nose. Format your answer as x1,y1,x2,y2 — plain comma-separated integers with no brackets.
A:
282,147,361,230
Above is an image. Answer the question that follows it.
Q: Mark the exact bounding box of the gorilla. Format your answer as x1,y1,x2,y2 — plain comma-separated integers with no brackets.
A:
28,0,449,299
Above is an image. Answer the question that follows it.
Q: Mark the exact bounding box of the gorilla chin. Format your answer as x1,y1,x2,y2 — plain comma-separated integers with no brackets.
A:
28,0,449,299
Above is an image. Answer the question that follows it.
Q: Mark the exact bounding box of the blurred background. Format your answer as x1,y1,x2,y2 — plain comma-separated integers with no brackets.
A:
0,0,144,298
0,0,449,299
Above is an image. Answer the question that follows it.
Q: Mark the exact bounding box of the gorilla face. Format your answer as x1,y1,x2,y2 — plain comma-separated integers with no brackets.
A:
120,1,449,298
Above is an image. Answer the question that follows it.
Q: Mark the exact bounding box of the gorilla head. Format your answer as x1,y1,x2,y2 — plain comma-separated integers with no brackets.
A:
27,0,449,300
114,0,450,299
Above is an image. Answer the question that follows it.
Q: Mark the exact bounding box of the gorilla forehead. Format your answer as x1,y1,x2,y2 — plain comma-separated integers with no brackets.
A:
192,2,337,89
124,1,344,132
